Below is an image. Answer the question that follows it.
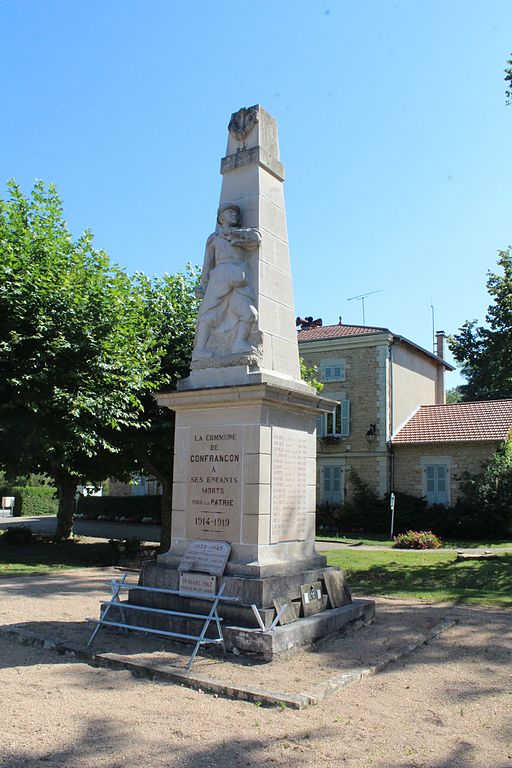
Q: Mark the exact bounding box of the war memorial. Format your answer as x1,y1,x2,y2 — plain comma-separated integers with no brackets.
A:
124,105,375,659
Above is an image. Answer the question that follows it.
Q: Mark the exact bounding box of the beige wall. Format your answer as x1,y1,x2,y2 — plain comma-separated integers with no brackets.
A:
301,344,387,452
301,343,390,500
393,441,502,503
391,343,438,433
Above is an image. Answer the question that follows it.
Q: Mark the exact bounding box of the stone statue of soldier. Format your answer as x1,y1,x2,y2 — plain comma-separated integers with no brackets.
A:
193,202,261,360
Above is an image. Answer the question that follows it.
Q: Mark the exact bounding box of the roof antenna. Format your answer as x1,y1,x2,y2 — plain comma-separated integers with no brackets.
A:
347,290,383,326
431,297,435,354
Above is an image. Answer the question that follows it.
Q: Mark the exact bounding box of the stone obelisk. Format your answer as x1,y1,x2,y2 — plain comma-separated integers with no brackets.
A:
134,107,374,655
179,104,310,392
154,105,333,578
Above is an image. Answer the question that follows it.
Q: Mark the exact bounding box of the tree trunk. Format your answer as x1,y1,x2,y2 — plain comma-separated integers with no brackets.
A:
55,475,78,540
160,479,172,553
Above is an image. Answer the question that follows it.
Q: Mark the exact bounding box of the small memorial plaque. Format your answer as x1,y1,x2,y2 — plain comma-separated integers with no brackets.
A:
300,581,327,618
179,571,216,596
323,570,352,608
179,540,231,576
272,597,299,626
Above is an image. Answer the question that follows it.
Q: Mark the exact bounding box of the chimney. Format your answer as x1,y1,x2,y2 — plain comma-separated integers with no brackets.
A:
435,331,446,404
436,330,446,360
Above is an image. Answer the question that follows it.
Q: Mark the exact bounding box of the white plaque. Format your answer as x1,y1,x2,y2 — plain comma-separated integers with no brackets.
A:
186,427,242,541
179,572,216,596
270,427,308,543
179,540,231,575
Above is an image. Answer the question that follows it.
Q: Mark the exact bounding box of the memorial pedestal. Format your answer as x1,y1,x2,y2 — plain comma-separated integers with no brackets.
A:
123,380,375,660
156,382,333,576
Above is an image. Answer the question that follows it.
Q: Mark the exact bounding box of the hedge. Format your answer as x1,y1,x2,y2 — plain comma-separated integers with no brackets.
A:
0,485,58,517
77,495,162,523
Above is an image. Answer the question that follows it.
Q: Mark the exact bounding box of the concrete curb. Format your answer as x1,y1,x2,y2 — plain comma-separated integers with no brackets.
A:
0,616,457,710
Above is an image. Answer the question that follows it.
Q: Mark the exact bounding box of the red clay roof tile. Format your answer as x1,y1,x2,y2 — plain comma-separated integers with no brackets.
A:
392,400,512,444
297,324,390,342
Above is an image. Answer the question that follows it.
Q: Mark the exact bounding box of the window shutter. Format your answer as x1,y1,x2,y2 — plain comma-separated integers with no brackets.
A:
316,415,324,437
323,465,332,493
341,400,350,436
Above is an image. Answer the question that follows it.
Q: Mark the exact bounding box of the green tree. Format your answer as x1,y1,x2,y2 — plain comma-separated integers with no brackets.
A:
505,53,512,105
449,248,512,401
117,270,199,551
300,358,324,391
445,387,463,404
0,181,165,538
456,440,512,537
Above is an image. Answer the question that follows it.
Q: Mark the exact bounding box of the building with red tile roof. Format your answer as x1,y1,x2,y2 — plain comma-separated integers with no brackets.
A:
298,321,509,509
392,400,512,444
297,322,453,506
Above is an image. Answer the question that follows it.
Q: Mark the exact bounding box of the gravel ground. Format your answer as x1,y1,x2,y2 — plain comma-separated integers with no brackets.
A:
0,568,511,767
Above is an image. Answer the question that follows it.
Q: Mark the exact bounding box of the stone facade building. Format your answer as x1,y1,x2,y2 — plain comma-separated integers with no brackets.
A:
299,322,512,508
297,322,452,504
392,400,512,505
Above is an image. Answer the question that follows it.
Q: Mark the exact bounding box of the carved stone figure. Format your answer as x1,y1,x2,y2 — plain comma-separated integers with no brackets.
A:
193,203,261,361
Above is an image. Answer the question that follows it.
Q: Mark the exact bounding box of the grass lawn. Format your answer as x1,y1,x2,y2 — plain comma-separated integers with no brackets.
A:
326,549,512,607
317,534,512,549
2,535,511,608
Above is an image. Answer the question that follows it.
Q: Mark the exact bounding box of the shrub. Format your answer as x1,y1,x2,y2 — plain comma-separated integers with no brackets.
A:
393,530,442,549
77,495,162,523
0,526,34,545
316,471,388,535
108,538,143,565
0,485,58,517
454,441,512,538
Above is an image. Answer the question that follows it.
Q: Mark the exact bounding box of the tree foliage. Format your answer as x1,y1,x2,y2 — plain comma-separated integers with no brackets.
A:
300,357,324,391
445,387,463,404
448,248,512,401
115,269,199,550
505,53,512,105
0,181,166,537
455,440,512,537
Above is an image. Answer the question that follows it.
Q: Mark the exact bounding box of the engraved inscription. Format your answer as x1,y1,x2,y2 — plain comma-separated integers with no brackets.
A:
179,572,217,596
179,540,231,575
186,427,242,542
270,427,307,543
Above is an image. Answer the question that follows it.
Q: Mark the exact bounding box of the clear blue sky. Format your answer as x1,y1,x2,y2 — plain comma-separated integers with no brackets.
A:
1,1,511,386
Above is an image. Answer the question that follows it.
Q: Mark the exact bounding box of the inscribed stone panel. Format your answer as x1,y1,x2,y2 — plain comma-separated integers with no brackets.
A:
186,427,242,542
270,427,307,543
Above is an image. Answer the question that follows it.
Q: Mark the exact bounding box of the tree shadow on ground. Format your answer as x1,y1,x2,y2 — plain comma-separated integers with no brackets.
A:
345,554,512,606
0,717,497,768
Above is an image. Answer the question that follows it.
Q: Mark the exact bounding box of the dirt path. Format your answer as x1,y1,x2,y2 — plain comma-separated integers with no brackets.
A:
0,569,510,767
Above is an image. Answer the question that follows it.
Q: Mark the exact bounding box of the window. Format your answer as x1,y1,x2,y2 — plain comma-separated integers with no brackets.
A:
320,359,346,382
425,464,448,505
320,464,344,504
317,398,350,437
131,476,147,496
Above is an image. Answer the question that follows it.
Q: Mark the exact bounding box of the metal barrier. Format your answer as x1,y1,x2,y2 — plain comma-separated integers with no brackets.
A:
87,573,239,671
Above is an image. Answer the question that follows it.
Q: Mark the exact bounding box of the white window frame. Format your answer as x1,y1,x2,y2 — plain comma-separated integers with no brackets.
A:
420,456,451,506
320,358,346,383
319,462,345,504
317,394,350,437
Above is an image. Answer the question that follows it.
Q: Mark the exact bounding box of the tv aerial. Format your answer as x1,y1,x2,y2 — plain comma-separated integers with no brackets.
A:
347,290,383,326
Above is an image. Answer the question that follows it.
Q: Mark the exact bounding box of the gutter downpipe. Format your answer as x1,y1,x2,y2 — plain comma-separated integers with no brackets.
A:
388,341,395,497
